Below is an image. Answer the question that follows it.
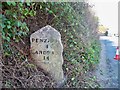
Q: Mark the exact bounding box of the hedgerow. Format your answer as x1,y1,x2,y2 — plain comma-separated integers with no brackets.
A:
1,1,100,88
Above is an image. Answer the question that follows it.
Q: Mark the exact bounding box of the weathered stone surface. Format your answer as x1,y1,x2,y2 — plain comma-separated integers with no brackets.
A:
30,25,64,84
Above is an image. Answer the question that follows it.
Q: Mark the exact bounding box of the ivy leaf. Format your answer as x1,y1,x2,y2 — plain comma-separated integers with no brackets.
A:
74,41,77,44
7,25,11,29
5,10,12,15
8,33,12,37
6,2,12,6
40,5,42,9
29,10,34,16
2,31,5,37
23,8,29,16
15,21,21,27
26,26,29,31
51,2,55,6
70,35,73,38
33,11,36,16
11,2,16,6
0,14,2,19
21,22,27,27
48,10,53,14
7,21,11,24
69,44,73,47
17,21,22,27
15,38,19,42
13,14,17,19
4,52,11,56
21,16,25,19
26,2,30,6
6,37,10,42
1,24,6,28
19,3,23,7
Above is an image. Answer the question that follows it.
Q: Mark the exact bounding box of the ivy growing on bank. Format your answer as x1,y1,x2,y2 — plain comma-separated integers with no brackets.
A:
1,2,36,56
1,1,101,88
27,2,101,87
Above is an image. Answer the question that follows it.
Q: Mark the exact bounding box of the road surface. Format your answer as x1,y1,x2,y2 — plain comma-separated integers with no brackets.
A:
95,36,119,88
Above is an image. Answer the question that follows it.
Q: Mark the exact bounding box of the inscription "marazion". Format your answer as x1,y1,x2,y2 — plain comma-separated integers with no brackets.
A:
32,50,54,55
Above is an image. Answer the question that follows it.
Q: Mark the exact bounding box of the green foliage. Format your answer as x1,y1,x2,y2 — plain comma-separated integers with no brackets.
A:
46,2,100,65
19,2,100,87
1,2,36,56
32,2,100,87
1,2,101,88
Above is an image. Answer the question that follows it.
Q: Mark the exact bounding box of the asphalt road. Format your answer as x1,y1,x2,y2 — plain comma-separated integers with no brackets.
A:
95,36,119,88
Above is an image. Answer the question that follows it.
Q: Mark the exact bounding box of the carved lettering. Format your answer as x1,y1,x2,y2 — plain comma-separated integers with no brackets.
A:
32,38,35,42
33,50,54,55
43,51,46,54
39,51,42,54
43,56,49,60
44,39,47,43
46,45,48,48
31,38,49,43
52,51,54,54
36,38,38,43
40,39,43,42
30,25,64,82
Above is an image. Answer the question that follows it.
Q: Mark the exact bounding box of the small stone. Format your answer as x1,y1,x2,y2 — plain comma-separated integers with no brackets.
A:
30,25,65,84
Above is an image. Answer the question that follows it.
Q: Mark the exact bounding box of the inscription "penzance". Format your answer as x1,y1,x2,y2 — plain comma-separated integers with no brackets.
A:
32,38,49,43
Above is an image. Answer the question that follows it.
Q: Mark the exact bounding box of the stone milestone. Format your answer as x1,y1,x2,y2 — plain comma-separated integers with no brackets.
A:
30,25,65,84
